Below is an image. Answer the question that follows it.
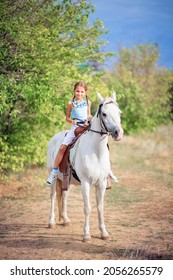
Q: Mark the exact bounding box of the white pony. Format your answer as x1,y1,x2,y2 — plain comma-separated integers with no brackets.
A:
47,92,122,241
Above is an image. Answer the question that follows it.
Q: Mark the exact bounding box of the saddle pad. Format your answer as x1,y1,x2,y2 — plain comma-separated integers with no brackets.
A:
69,144,77,169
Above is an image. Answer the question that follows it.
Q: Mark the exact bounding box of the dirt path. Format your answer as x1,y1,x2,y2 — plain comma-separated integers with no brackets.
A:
0,127,173,260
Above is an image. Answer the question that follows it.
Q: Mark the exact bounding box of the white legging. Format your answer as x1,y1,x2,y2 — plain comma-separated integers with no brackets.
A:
62,125,78,146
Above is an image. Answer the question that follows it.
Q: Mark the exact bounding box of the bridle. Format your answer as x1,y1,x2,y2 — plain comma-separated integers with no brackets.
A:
88,101,114,136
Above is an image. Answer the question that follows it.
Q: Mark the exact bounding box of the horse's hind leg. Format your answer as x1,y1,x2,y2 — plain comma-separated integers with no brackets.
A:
95,180,109,240
56,179,71,225
49,179,71,227
49,181,57,228
61,185,71,226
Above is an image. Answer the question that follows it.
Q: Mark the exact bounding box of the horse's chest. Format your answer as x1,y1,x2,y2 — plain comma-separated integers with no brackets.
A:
76,152,110,181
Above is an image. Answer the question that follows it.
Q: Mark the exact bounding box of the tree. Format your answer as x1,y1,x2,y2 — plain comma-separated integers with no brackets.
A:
0,0,112,173
103,43,173,133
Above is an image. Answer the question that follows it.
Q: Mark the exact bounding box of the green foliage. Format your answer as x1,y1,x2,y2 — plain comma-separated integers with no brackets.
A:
0,0,112,174
1,1,173,176
103,43,173,134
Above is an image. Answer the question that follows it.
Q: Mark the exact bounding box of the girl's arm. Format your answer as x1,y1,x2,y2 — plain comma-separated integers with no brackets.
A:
66,101,76,125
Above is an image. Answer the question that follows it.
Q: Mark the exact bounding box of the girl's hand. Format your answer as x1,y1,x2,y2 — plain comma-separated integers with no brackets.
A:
84,120,88,127
72,119,77,125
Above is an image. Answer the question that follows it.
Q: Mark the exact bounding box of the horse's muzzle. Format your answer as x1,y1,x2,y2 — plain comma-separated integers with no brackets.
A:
112,126,124,141
112,129,119,140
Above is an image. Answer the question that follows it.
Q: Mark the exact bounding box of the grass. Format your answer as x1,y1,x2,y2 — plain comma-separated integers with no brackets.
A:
104,124,173,260
108,123,173,195
106,185,142,206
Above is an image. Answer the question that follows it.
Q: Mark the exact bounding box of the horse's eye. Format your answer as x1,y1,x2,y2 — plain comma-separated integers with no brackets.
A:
102,113,107,117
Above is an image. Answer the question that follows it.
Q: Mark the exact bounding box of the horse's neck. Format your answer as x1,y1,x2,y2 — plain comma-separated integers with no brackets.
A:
73,115,110,169
90,115,100,131
88,115,108,148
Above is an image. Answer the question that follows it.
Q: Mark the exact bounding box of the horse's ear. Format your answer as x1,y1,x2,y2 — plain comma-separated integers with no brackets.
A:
111,91,117,101
97,93,104,103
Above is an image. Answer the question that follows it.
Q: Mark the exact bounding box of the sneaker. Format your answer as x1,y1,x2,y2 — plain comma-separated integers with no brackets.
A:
109,170,118,182
46,169,59,186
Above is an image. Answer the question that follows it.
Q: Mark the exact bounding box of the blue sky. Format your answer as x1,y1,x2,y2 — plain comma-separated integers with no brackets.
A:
89,0,173,70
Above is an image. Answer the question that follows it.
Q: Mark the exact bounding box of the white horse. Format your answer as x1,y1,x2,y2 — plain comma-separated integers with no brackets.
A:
47,92,122,241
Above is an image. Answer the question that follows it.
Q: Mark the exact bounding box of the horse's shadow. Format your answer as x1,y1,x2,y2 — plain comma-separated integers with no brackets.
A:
0,223,172,260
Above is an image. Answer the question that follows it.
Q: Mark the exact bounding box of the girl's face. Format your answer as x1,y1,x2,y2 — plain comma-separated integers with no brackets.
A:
74,86,86,101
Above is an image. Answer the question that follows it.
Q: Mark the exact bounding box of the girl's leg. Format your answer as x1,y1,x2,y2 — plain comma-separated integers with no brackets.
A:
53,144,67,168
106,176,112,190
47,126,76,186
47,144,67,185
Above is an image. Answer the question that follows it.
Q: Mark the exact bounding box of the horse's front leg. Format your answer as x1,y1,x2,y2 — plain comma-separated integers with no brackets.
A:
81,181,91,242
49,181,57,228
95,179,109,240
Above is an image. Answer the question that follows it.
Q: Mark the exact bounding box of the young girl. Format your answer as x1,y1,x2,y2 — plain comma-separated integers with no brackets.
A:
46,81,91,185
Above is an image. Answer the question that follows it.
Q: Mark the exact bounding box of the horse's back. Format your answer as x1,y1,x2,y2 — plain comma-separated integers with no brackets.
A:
47,130,68,170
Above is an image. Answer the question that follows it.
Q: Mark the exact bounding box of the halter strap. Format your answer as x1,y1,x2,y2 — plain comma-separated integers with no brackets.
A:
88,101,114,136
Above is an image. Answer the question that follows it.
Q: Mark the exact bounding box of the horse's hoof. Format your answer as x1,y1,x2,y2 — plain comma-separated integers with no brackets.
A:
83,237,91,243
49,223,55,229
101,235,109,240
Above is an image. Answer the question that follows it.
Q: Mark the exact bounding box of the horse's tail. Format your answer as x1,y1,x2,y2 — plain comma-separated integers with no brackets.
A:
56,179,62,222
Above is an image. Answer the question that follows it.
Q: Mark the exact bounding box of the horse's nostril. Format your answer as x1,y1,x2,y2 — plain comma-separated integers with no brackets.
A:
115,130,118,137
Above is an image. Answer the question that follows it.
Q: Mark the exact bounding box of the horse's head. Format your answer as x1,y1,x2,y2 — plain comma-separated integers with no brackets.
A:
97,92,123,141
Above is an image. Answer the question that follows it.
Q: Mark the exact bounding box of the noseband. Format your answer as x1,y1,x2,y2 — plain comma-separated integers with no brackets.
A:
88,101,114,136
